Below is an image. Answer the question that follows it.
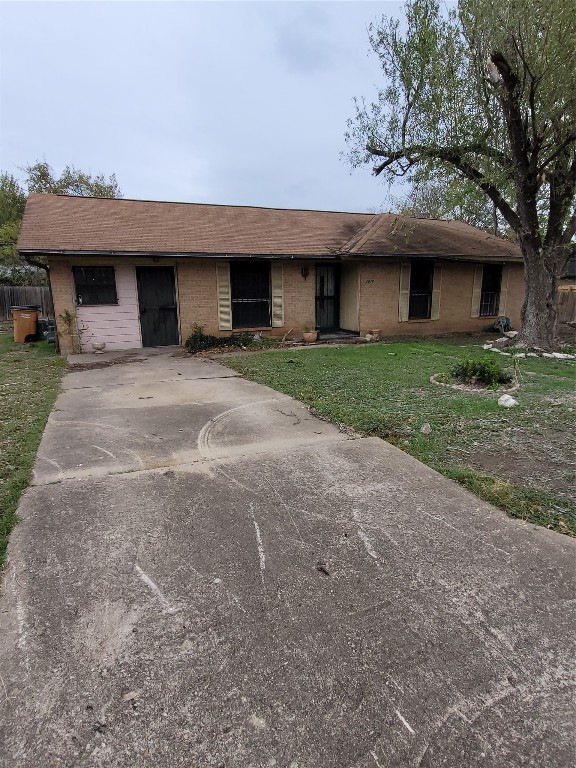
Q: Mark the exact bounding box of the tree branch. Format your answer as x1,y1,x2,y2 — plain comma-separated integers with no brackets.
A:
368,143,521,231
545,158,576,247
369,141,512,172
22,254,49,272
538,134,576,175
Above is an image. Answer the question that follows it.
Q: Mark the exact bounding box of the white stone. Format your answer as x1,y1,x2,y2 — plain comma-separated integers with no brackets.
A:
498,395,518,408
514,353,526,358
527,352,539,357
552,352,574,359
542,353,555,358
420,423,432,435
482,344,493,349
504,330,519,338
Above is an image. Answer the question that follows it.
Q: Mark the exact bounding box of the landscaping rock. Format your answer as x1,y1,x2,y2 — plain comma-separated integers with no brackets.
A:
504,330,519,338
420,423,432,435
492,336,515,349
498,394,518,408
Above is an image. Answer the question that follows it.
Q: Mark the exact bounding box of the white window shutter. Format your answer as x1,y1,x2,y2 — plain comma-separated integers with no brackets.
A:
431,263,442,320
398,262,411,322
471,264,483,318
270,262,284,327
216,263,232,330
499,265,509,315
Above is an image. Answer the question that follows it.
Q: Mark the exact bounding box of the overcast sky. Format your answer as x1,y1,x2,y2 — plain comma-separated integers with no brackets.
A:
0,1,405,212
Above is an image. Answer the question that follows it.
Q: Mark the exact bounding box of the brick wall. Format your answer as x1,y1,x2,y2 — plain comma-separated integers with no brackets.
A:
176,260,317,339
176,259,219,341
358,260,524,336
281,261,316,335
48,258,79,354
47,255,526,354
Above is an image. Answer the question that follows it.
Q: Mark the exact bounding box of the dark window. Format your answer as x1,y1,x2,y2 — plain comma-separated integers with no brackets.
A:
73,266,118,305
563,256,576,279
409,261,434,319
479,264,502,317
230,262,271,328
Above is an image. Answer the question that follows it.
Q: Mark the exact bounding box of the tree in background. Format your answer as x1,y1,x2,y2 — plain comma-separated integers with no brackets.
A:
396,174,505,235
0,173,40,285
23,161,121,198
346,0,576,349
0,162,122,283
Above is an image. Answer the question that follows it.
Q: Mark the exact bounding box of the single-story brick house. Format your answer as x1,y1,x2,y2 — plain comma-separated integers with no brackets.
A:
18,194,524,354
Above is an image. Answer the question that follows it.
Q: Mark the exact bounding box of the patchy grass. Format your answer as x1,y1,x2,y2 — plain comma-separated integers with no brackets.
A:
225,339,576,536
0,330,65,567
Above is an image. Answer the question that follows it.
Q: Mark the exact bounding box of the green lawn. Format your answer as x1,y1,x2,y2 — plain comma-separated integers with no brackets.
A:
0,330,65,567
224,339,576,536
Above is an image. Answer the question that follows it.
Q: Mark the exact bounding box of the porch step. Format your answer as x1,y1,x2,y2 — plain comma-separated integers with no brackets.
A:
318,332,366,345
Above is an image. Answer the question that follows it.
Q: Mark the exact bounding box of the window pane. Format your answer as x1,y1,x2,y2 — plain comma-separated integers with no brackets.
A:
410,262,433,292
230,262,271,328
409,262,434,319
481,265,502,293
73,266,117,305
480,265,502,316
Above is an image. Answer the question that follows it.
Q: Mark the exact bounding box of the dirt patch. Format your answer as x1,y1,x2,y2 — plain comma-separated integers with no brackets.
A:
463,427,575,503
66,355,148,373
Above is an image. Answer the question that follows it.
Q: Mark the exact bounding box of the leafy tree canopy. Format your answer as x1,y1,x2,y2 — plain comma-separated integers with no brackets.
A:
23,161,122,198
396,174,507,235
346,0,576,349
0,162,122,284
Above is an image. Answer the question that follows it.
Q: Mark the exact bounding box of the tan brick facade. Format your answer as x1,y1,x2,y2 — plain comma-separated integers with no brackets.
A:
358,260,524,336
48,255,525,354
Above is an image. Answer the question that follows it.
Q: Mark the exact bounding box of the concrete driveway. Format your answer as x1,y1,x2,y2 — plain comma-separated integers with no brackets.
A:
1,348,574,768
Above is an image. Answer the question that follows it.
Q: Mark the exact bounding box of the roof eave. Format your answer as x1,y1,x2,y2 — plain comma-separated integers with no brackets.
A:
346,251,522,263
18,248,341,261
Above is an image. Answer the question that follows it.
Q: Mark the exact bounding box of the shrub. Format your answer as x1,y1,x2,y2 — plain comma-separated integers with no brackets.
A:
185,324,255,354
451,357,512,386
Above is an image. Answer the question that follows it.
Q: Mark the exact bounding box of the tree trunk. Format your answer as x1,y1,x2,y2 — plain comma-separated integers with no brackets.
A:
519,245,559,350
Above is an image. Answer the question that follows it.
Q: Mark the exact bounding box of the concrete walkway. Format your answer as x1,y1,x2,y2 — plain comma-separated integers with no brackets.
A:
1,348,574,767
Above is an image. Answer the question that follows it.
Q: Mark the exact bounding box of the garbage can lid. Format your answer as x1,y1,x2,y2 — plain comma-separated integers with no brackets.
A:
10,305,41,310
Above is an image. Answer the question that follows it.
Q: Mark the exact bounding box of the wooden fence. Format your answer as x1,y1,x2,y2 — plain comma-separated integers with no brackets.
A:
0,286,54,319
559,288,576,324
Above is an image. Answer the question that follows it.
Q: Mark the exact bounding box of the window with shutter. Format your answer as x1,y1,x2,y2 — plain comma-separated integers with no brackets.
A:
270,263,284,327
408,261,434,320
398,262,411,322
216,263,232,331
479,264,503,317
230,262,272,328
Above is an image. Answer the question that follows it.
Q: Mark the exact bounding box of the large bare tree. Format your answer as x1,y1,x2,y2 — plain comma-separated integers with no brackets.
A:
346,0,576,349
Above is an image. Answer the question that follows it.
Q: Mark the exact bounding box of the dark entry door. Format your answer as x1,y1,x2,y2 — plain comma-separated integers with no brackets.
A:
136,267,179,346
316,265,339,330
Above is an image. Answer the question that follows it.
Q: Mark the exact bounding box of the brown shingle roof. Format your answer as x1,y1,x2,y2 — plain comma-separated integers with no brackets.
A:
18,193,522,262
342,214,522,260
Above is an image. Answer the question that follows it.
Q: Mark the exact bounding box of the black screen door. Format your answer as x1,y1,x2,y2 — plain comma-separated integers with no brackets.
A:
316,265,339,330
136,267,179,346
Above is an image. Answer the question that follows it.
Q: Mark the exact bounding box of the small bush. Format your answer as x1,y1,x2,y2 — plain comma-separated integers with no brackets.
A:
185,324,255,354
451,357,511,386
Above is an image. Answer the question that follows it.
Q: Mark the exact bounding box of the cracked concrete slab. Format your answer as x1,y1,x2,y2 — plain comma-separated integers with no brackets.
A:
1,348,575,767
